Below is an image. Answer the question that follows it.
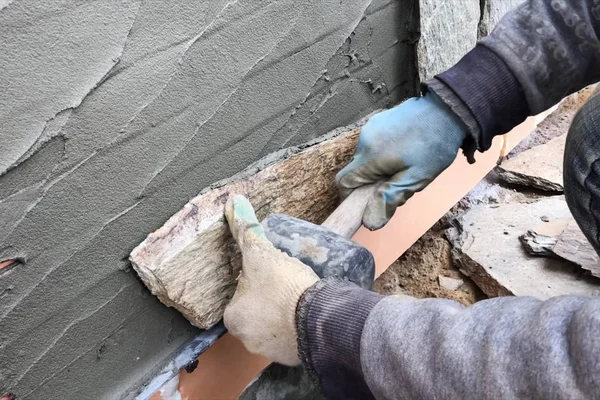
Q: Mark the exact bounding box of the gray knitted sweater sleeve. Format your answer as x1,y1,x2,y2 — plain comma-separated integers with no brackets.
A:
297,279,600,400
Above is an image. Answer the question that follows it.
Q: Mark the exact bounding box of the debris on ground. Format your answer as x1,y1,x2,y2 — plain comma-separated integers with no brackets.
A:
374,85,600,305
521,218,600,278
447,197,600,299
374,233,485,306
438,276,464,291
520,218,570,256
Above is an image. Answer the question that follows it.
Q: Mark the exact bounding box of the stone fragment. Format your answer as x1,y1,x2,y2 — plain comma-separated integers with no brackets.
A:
438,276,464,291
520,231,558,256
496,134,566,192
131,126,362,329
520,219,570,256
447,197,600,299
520,218,600,278
554,220,600,278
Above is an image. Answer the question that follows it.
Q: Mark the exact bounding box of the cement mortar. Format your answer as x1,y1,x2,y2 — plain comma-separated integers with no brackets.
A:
0,0,417,398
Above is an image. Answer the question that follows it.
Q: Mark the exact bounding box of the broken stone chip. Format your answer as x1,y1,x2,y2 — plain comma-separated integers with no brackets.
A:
438,276,464,291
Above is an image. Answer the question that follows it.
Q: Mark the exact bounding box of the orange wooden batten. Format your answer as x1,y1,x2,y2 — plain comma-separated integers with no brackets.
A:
151,113,547,400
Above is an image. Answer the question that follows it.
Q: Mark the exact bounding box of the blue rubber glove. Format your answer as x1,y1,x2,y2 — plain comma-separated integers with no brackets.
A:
336,92,467,230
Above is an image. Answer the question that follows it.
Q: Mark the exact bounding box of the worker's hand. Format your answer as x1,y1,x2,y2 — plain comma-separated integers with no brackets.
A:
336,92,467,230
224,195,319,366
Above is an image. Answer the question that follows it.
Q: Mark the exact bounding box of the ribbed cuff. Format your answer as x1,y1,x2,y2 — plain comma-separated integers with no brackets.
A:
436,45,530,151
296,278,384,400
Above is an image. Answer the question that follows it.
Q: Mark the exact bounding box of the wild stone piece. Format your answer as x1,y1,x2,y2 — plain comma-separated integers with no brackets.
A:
521,219,600,278
520,218,571,256
496,134,566,192
130,124,364,329
447,197,600,299
520,230,559,256
417,0,479,80
438,276,464,291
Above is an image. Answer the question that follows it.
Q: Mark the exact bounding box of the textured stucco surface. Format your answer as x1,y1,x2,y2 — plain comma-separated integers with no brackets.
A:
0,0,417,398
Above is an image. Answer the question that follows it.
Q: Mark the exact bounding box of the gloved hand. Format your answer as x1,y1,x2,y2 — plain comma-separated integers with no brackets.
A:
223,195,319,366
336,91,467,230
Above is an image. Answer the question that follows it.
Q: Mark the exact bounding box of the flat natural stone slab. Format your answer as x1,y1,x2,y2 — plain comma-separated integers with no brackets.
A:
496,134,566,192
447,197,600,299
130,124,362,329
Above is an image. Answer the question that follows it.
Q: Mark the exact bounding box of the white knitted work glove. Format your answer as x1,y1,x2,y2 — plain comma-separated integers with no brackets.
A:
223,195,319,366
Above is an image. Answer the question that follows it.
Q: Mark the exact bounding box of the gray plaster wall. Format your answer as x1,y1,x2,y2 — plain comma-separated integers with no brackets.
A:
0,0,418,398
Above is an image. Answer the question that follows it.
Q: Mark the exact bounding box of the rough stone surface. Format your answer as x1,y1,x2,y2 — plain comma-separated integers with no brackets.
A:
0,1,419,398
417,0,523,83
131,125,363,330
521,219,600,278
520,230,560,256
520,218,571,256
496,134,566,192
417,0,480,81
447,197,600,299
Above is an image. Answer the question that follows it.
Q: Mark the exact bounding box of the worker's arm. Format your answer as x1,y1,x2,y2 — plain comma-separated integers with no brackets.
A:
299,279,600,400
339,0,600,230
223,197,600,400
429,0,600,151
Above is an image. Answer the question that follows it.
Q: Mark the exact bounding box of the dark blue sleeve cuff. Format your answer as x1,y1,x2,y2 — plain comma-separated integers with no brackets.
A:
436,45,530,151
296,278,384,400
